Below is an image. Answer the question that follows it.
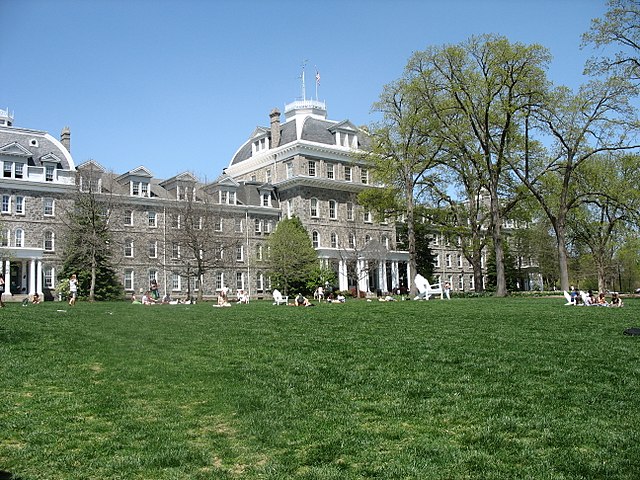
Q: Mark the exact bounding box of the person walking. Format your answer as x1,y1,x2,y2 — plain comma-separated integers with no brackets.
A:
69,274,78,306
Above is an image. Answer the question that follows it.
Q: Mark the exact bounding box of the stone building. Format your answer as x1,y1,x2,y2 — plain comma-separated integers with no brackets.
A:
0,99,412,301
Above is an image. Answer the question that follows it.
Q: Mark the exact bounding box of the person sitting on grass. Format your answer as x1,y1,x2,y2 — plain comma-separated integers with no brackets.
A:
294,293,314,307
141,291,156,305
31,293,42,304
597,292,608,306
131,294,141,305
610,292,624,308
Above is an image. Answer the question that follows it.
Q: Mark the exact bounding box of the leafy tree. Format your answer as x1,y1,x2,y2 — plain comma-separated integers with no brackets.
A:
511,79,639,292
361,77,443,295
60,164,121,301
306,265,337,294
406,34,551,296
583,0,640,81
267,216,318,296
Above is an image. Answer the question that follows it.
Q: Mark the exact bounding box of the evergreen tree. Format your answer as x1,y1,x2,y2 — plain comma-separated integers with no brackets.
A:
267,216,318,295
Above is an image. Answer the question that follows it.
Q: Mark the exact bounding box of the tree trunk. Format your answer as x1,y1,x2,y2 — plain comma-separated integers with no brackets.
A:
90,250,97,302
406,181,418,296
489,191,507,297
555,220,570,292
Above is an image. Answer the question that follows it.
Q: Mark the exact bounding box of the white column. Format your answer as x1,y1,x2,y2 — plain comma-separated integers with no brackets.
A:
358,260,368,293
406,262,412,291
338,259,348,291
391,261,399,292
29,258,36,295
36,260,43,296
3,260,11,297
380,261,387,293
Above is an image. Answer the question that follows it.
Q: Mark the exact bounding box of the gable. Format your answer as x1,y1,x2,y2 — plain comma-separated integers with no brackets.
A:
0,142,32,157
328,120,358,133
40,153,63,164
77,159,107,172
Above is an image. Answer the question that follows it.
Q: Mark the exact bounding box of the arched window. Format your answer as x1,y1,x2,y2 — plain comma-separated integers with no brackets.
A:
15,228,24,247
44,231,54,251
330,232,337,248
312,230,319,248
310,198,319,217
0,228,8,247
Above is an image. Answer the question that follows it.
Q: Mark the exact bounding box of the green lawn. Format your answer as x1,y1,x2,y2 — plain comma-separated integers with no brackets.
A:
1,297,639,479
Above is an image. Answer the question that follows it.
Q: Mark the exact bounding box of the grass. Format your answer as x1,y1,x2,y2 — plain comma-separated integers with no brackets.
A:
1,297,639,479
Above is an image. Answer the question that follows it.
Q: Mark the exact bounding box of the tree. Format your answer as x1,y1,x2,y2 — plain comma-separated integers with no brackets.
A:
510,79,639,292
164,184,239,302
406,34,551,296
267,216,318,296
583,0,640,81
362,77,444,295
566,154,640,291
60,163,121,301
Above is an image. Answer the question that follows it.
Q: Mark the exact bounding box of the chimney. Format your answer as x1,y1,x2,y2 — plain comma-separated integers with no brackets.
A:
60,126,71,153
269,108,281,148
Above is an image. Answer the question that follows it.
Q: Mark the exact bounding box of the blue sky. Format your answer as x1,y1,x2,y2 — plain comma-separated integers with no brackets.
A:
1,0,607,180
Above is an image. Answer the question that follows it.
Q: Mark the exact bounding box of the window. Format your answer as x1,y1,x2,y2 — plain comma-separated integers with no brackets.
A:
141,182,149,197
365,234,371,244
148,241,157,258
265,220,272,234
171,272,181,291
286,162,293,179
131,181,139,196
124,239,134,257
256,244,263,261
172,214,180,229
215,218,223,231
458,255,463,268
308,160,316,177
172,242,180,259
327,163,334,179
458,275,464,290
469,275,475,290
3,161,12,177
229,191,236,205
434,254,440,268
361,168,369,184
236,272,244,290
255,218,262,234
234,218,243,233
44,266,54,288
381,235,390,249
15,196,24,215
329,200,337,219
124,210,133,226
256,273,264,292
266,169,272,183
219,190,227,204
236,245,244,261
310,198,318,217
124,270,134,290
45,165,55,182
15,229,23,247
0,228,8,247
346,202,354,221
148,211,157,227
363,209,372,223
149,269,158,285
43,198,54,216
44,231,54,251
215,272,223,290
330,232,337,248
262,193,271,207
312,231,319,248
344,166,352,182
14,163,23,179
446,254,452,268
1,195,10,214
348,233,355,249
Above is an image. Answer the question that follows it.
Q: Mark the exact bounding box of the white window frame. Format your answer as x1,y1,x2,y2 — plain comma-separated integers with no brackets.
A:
344,165,352,182
308,160,317,177
328,200,337,220
44,231,54,252
124,210,133,226
148,240,158,258
15,228,24,247
312,231,319,248
15,196,24,215
124,270,134,291
1,194,10,214
124,239,134,258
148,211,157,227
310,198,319,217
43,197,55,216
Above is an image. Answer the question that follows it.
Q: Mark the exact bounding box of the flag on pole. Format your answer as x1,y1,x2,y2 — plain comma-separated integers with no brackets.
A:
315,70,320,85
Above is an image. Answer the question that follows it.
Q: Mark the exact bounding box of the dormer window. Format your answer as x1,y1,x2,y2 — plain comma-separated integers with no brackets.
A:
252,137,269,154
261,193,271,207
335,131,358,148
130,180,149,197
14,163,24,179
3,161,12,178
45,165,55,182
